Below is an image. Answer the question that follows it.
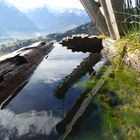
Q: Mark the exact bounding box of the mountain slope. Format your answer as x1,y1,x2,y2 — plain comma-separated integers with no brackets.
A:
25,7,91,33
0,1,39,33
0,28,6,35
47,22,97,41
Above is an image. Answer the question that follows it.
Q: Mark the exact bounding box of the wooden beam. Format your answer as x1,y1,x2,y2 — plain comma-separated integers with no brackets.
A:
100,0,125,39
80,0,109,35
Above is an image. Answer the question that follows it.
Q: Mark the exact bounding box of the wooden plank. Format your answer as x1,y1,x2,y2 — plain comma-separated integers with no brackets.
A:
100,0,125,39
58,67,112,140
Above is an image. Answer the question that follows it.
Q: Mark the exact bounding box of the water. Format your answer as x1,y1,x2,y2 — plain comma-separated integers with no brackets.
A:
0,43,90,140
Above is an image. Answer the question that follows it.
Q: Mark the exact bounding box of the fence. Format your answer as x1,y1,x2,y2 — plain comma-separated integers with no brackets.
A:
80,0,140,40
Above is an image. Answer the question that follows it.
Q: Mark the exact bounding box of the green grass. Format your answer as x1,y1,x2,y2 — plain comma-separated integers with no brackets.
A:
94,33,140,139
96,64,140,140
123,0,140,31
74,32,140,139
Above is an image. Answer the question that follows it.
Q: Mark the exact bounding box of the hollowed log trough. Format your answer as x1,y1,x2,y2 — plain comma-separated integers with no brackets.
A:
0,41,54,107
60,35,103,53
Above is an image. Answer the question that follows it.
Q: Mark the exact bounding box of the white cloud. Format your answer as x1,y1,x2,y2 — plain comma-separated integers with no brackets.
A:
0,109,61,139
6,0,84,12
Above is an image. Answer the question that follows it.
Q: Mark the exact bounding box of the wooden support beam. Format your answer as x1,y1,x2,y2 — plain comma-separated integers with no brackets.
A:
80,0,125,39
80,0,109,35
100,0,125,39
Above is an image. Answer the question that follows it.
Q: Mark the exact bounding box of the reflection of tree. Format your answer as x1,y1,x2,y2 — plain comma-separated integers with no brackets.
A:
54,53,100,99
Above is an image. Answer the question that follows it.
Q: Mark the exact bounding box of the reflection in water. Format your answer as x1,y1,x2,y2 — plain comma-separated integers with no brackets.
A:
0,109,61,140
0,43,105,139
93,58,107,74
54,53,100,99
1,43,90,139
1,81,29,109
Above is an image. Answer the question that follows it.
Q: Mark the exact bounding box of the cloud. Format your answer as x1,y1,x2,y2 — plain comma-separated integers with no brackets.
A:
0,109,61,139
31,43,89,84
6,0,84,12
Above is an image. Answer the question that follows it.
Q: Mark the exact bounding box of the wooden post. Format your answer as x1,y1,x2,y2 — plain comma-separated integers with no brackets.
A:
80,0,109,35
100,0,125,39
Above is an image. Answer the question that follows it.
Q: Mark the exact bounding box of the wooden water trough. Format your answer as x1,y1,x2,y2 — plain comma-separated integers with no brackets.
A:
0,41,54,107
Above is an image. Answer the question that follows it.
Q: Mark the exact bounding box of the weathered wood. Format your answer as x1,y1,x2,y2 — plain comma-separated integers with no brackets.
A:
54,53,100,99
80,0,125,39
0,41,54,105
60,35,103,53
99,0,125,39
0,81,29,109
80,0,109,35
58,68,112,140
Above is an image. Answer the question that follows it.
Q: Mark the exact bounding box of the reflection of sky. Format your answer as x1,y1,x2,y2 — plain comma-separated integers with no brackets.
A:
0,109,61,140
93,58,107,74
2,43,89,139
30,43,89,84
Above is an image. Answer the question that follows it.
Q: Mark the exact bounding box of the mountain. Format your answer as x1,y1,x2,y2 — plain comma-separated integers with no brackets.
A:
25,7,91,33
47,22,97,41
0,1,39,34
0,28,6,35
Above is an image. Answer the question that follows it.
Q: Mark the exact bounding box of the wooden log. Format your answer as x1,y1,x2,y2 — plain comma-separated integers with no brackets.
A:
58,67,112,140
0,81,29,109
60,35,103,53
0,41,54,106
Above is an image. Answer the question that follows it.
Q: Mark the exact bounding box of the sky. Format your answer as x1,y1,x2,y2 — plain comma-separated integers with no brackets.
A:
6,0,84,12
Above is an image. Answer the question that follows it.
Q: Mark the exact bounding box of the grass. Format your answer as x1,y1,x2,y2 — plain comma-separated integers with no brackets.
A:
96,64,140,140
123,0,140,31
93,32,140,140
73,30,140,140
117,30,140,50
68,1,140,139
